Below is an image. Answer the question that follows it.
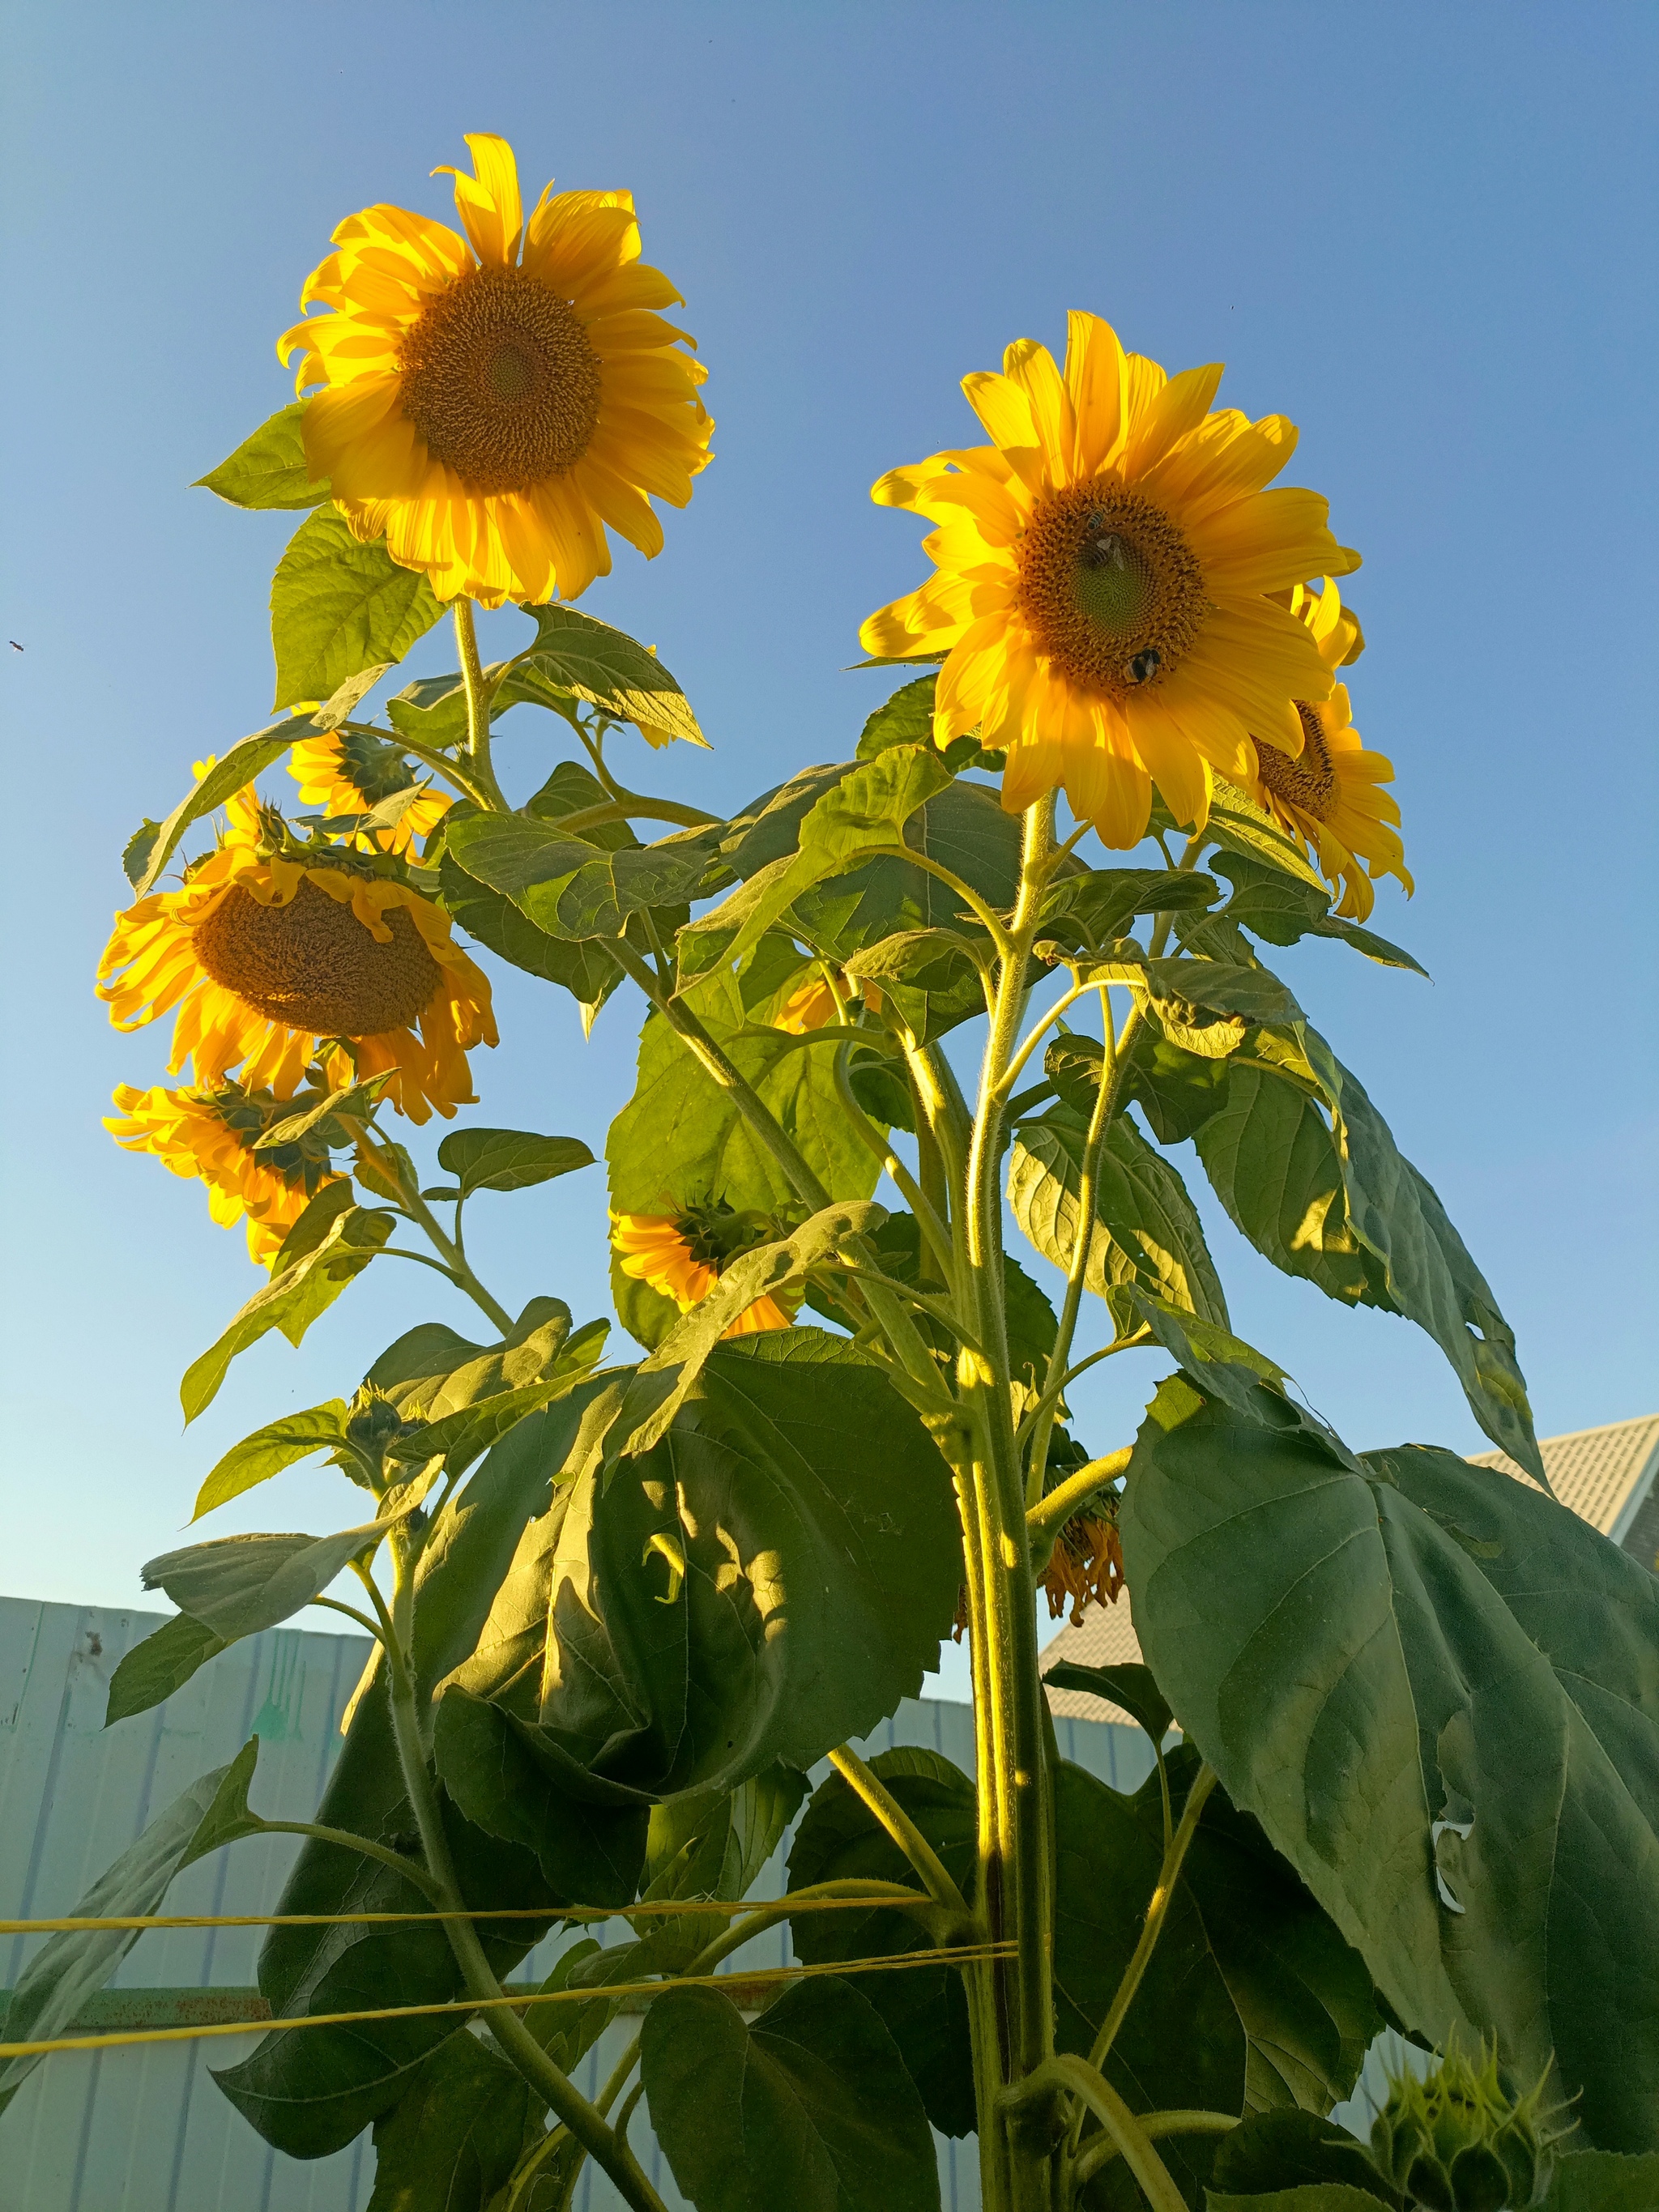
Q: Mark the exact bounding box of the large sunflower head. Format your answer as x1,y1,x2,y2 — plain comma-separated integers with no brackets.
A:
97,797,497,1123
612,1204,800,1336
280,133,712,608
1248,578,1413,922
859,313,1359,848
289,727,454,855
106,1081,344,1266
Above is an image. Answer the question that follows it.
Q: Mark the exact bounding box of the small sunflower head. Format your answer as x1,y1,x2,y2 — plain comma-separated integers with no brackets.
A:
342,1384,430,1490
1370,2040,1573,2210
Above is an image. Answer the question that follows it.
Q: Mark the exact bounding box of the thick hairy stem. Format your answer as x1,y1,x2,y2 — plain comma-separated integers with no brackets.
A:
960,797,1068,2208
451,600,510,812
379,1557,663,2212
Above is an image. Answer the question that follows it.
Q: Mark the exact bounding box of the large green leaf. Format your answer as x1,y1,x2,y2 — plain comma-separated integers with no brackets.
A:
608,961,883,1218
365,2027,528,2212
1009,1104,1229,1326
523,603,706,746
680,746,956,983
1206,2110,1400,2208
438,846,625,1027
442,811,718,941
213,1392,605,2155
1540,2152,1659,2210
196,402,331,510
104,1610,229,1726
1119,1375,1659,2149
787,1747,979,2138
181,1204,395,1421
641,1975,941,2212
435,1127,595,1199
1055,1750,1382,2209
1191,1058,1392,1309
0,1741,262,2115
191,1401,350,1519
271,506,443,710
1204,852,1427,976
1297,1029,1541,1475
593,1202,886,1467
125,712,321,896
141,1515,405,1639
442,1332,960,1823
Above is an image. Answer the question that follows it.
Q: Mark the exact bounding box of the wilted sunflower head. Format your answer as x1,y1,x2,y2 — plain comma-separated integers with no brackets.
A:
279,133,713,608
105,1080,345,1266
612,1204,800,1336
861,312,1359,849
1248,578,1413,923
97,792,497,1123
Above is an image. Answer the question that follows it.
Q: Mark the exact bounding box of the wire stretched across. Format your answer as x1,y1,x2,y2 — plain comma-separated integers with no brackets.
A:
0,1940,1019,2063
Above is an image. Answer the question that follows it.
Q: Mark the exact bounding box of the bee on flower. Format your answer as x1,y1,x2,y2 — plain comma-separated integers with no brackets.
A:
863,312,1358,848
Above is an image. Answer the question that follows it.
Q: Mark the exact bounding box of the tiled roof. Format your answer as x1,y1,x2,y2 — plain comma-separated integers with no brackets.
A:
1468,1413,1659,1542
1041,1413,1659,1728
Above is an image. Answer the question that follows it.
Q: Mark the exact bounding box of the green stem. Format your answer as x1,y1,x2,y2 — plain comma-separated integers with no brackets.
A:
961,796,1065,2198
1006,2056,1188,2212
309,1595,389,1641
828,1748,970,1919
356,1127,515,1336
379,1552,664,2212
453,600,510,812
572,720,720,828
1070,2110,1239,2195
1025,1448,1132,1544
254,1821,443,1898
1085,1766,1218,2077
1146,833,1205,958
831,1042,953,1265
1024,989,1128,1507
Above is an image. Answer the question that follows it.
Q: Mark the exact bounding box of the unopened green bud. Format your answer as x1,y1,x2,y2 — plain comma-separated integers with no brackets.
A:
1370,2039,1571,2211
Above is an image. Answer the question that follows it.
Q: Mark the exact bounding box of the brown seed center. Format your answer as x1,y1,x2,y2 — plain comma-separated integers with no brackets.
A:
1016,481,1211,702
398,265,602,495
194,879,441,1038
1255,702,1337,819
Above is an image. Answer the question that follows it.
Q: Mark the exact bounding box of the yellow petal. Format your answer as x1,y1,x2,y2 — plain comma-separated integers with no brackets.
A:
1003,339,1076,485
433,134,522,267
1064,312,1128,477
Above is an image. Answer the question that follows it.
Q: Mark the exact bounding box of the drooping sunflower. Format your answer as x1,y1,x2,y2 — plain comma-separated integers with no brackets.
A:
98,795,496,1124
106,1083,344,1267
860,313,1359,848
1247,578,1413,922
289,727,454,855
612,1208,799,1336
280,133,712,608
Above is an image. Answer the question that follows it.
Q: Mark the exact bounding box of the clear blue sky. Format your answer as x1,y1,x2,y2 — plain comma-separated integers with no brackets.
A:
2,2,1654,1689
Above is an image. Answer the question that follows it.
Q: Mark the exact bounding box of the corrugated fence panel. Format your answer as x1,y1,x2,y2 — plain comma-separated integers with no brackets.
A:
0,1596,1155,2212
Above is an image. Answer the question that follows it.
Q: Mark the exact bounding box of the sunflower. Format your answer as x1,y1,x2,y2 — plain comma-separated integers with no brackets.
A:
612,1208,799,1336
1248,578,1413,921
859,313,1359,848
770,972,881,1034
279,133,712,609
289,727,454,855
106,1083,343,1266
97,797,496,1124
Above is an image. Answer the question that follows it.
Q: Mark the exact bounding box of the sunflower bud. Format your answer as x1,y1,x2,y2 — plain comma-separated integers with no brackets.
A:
1370,2042,1571,2210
